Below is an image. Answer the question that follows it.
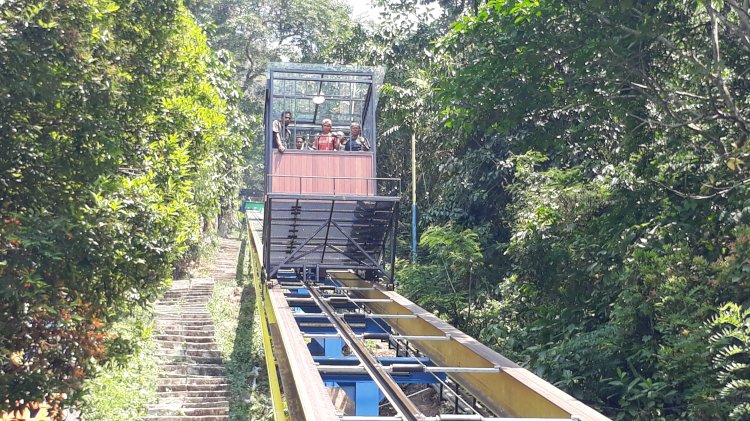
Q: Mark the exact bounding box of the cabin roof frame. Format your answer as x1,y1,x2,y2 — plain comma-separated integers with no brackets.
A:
264,63,380,180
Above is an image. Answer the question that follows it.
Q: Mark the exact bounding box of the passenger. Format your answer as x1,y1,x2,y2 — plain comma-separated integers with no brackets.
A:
272,111,292,153
333,131,345,150
312,118,339,151
342,122,371,151
295,136,309,150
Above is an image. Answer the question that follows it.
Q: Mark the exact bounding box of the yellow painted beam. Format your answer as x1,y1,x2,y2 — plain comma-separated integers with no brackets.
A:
247,211,338,420
247,214,288,421
333,271,610,421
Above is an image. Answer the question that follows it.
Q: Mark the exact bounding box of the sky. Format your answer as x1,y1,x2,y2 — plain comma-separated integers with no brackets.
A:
343,1,440,23
344,0,383,20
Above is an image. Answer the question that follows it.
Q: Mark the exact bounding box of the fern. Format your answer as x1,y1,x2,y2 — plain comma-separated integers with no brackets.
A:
707,303,750,419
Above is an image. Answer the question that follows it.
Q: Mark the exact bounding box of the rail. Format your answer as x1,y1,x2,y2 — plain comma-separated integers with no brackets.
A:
245,209,610,420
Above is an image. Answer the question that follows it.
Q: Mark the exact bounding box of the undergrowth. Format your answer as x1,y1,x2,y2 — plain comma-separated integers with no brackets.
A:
78,306,159,420
207,230,272,420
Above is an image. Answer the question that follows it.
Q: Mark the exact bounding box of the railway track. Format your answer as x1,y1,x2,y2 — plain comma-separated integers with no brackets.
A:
246,210,610,421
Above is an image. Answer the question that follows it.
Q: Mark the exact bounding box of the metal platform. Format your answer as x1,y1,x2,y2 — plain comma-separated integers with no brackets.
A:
263,194,400,282
247,210,611,421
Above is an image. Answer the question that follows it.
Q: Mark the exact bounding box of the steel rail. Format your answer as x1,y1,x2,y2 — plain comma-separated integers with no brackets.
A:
304,282,425,421
248,209,608,420
315,278,495,418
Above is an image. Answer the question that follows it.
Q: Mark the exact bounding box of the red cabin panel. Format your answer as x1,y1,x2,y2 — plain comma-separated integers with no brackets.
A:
269,150,375,196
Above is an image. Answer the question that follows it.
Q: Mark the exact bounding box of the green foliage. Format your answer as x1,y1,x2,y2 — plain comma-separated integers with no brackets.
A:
708,303,750,419
398,223,488,334
370,0,750,418
78,307,159,420
0,0,245,409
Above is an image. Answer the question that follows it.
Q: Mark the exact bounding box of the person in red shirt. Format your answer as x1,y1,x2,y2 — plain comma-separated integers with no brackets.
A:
313,119,339,151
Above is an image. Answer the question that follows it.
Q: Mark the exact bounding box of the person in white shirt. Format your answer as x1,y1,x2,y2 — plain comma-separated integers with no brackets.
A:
272,111,292,152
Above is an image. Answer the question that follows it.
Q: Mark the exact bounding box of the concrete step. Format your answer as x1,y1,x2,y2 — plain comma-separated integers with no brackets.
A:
142,416,229,421
155,355,224,365
157,328,216,336
155,341,218,351
159,293,213,299
156,349,221,361
154,314,213,320
156,322,214,328
158,375,228,385
157,383,228,393
154,397,230,405
154,335,216,343
155,325,215,332
148,400,229,410
156,390,229,398
154,307,212,312
147,406,229,417
161,365,227,377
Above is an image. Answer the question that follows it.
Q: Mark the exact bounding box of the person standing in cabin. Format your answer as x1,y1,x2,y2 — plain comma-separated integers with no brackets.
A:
272,111,292,152
312,118,339,151
342,122,371,151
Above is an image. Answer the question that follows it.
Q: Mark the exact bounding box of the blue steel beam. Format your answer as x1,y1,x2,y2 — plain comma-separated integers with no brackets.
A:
316,357,445,417
319,372,445,385
313,356,430,365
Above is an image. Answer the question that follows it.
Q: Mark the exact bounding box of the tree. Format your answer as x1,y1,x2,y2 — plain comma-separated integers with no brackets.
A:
0,0,245,409
385,0,750,417
398,223,486,332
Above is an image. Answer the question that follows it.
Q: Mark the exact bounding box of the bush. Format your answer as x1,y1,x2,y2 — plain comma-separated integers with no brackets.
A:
0,0,245,410
708,303,750,419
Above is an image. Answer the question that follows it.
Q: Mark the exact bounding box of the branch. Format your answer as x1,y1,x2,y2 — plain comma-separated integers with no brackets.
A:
656,177,750,200
725,0,750,23
705,2,750,139
591,11,710,72
627,112,720,131
629,76,729,154
241,44,261,92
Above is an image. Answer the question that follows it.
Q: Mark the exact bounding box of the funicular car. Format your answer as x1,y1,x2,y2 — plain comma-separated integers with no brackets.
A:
262,63,400,283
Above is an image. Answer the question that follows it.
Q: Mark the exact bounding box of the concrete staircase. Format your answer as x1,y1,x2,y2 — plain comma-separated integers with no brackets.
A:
144,238,242,421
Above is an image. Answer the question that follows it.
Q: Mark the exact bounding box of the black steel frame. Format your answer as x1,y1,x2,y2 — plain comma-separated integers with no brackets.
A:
264,195,400,284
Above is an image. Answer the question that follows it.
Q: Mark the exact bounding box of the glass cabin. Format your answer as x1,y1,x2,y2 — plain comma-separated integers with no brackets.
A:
262,63,400,283
264,63,397,196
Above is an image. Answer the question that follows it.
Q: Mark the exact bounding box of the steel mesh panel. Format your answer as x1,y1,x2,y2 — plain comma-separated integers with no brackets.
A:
266,198,396,270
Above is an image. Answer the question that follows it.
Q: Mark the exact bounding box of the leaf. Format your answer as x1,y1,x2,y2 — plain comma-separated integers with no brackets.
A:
727,157,743,171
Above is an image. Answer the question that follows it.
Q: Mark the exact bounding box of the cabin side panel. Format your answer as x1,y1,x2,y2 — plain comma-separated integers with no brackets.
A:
270,151,374,195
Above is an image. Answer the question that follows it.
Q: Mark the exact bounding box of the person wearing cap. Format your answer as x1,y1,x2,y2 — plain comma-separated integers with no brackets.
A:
341,122,371,151
312,118,339,151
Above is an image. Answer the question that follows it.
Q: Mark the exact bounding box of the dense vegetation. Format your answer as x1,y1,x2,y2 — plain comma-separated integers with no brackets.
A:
3,0,750,419
0,0,245,410
350,0,750,418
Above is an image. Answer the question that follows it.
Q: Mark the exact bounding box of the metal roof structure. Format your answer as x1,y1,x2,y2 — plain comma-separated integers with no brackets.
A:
264,63,383,167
